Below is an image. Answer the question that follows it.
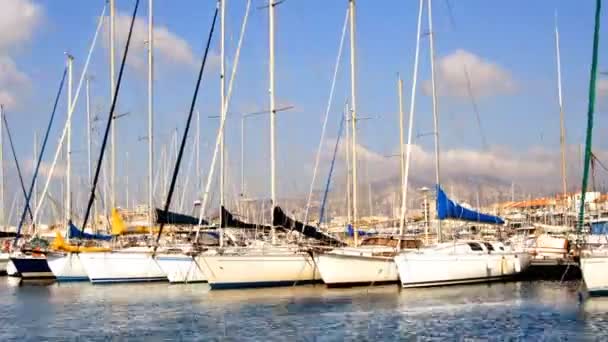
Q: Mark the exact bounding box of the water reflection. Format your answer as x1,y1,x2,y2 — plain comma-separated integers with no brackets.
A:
0,278,606,340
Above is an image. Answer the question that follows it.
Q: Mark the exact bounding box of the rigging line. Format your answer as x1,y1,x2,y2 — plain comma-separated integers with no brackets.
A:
443,0,456,30
303,7,349,226
154,6,219,252
198,0,251,224
2,111,35,222
318,115,345,227
590,152,608,173
463,65,488,150
81,0,140,230
13,67,67,244
31,3,107,228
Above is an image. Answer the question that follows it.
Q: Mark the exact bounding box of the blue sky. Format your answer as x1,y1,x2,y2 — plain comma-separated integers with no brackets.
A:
0,0,606,218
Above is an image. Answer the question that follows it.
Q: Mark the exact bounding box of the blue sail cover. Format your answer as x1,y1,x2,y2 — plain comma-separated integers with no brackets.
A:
436,185,504,225
68,222,112,241
345,224,377,237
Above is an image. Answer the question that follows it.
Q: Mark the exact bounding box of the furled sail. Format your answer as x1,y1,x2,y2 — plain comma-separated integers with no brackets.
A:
51,232,111,252
220,206,273,230
68,221,113,241
273,206,345,246
436,185,505,225
155,208,207,226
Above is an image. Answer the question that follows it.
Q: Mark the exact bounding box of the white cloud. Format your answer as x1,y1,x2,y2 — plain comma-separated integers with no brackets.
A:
323,140,590,197
423,49,516,98
0,0,41,108
105,13,204,74
0,0,42,50
0,55,30,108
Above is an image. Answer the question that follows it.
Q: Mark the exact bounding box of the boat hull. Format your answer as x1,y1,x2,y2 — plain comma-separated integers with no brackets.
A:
315,252,398,286
6,259,18,276
0,253,9,274
198,251,320,289
581,256,608,296
79,252,167,284
155,254,207,283
47,252,88,281
395,252,530,288
10,255,55,279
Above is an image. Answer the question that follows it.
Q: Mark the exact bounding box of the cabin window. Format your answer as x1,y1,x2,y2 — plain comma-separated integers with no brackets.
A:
467,242,483,251
483,242,494,251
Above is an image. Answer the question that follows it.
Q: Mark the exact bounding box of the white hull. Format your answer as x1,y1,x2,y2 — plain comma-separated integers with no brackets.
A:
315,249,398,286
396,242,531,288
581,255,608,295
6,259,18,276
79,251,167,284
155,254,207,283
198,249,320,289
0,253,9,273
47,253,88,281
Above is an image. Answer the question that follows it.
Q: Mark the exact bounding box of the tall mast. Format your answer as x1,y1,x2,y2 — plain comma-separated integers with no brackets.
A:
345,103,351,224
397,75,405,213
269,0,277,244
148,0,154,229
0,105,4,229
427,0,442,242
219,0,226,246
33,132,38,226
399,0,423,238
110,0,117,211
86,76,96,230
66,54,74,226
555,13,568,203
348,0,359,245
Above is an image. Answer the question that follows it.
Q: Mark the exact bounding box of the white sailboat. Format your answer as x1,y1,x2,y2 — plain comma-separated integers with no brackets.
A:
396,241,530,287
199,0,322,290
394,0,530,288
80,246,166,284
315,0,425,287
46,8,109,282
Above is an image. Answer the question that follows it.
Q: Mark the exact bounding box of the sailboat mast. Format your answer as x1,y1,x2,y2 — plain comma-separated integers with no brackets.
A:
555,14,568,204
0,105,4,229
398,75,405,206
399,0,423,238
427,0,442,242
269,0,277,245
219,0,226,247
86,76,96,230
33,132,38,226
349,0,359,246
148,0,155,230
66,54,74,226
110,0,117,211
345,103,351,224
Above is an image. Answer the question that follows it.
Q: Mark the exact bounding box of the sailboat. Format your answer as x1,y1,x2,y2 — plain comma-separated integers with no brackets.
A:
8,59,68,280
394,0,530,288
395,186,530,287
577,0,607,296
315,0,427,287
199,0,327,290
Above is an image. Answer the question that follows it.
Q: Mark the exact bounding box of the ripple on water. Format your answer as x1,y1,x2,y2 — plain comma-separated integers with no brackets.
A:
0,279,604,341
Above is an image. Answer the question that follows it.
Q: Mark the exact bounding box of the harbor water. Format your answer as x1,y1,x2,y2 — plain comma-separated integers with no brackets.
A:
1,278,607,341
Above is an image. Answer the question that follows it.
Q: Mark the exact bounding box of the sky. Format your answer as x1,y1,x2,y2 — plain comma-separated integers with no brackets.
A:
0,0,607,222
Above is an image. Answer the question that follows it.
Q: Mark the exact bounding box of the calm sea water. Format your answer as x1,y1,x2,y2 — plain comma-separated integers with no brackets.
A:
1,278,607,341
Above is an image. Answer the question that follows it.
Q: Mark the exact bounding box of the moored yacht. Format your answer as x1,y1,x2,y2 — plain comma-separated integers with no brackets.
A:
395,240,530,288
198,245,320,289
79,246,167,284
315,236,421,287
